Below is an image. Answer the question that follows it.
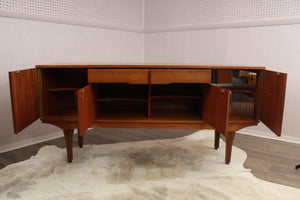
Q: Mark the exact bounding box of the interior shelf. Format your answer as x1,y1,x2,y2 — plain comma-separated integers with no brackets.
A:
43,115,78,122
151,95,201,99
97,98,147,102
96,110,148,122
150,110,202,122
95,111,258,124
95,110,202,123
97,99,148,120
96,110,257,123
230,89,255,94
43,109,78,122
96,83,148,99
229,113,257,123
48,88,80,92
215,84,255,92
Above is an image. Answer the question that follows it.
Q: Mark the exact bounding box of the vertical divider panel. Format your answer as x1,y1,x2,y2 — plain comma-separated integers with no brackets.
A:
148,69,152,118
77,84,97,136
254,71,262,119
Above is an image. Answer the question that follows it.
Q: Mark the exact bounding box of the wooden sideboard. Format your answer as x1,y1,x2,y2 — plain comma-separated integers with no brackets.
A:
9,64,287,164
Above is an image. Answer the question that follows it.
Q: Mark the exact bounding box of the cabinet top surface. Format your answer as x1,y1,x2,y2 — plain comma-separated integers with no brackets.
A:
36,64,265,70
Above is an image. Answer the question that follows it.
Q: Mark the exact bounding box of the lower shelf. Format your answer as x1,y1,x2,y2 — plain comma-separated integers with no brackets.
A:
96,110,202,123
41,109,258,132
42,110,257,124
42,115,78,122
150,110,202,123
42,109,78,122
97,110,148,122
95,112,257,123
229,113,258,123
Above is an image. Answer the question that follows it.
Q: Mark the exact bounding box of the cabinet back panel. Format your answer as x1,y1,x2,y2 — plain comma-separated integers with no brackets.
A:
98,101,148,120
230,93,255,117
151,84,203,97
42,68,88,89
96,83,148,99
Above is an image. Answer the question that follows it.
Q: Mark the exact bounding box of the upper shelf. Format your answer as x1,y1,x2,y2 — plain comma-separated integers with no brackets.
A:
97,98,147,102
151,95,201,99
214,84,256,91
48,88,80,92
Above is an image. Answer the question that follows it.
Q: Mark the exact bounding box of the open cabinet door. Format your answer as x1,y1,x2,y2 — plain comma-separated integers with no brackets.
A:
260,70,287,136
77,84,97,136
9,68,40,133
202,85,231,135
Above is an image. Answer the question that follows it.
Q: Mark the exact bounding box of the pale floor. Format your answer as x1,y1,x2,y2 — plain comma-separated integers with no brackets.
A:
1,128,300,189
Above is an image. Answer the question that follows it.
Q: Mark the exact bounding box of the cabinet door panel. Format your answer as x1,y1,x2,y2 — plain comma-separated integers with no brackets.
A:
77,84,97,136
202,85,231,135
9,68,40,133
261,70,287,136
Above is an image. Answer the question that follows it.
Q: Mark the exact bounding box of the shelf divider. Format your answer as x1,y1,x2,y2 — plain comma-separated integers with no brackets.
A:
48,88,80,92
97,98,147,102
151,95,201,99
148,83,151,118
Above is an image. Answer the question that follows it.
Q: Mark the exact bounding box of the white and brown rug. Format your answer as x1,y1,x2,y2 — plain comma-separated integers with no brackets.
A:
1,130,300,200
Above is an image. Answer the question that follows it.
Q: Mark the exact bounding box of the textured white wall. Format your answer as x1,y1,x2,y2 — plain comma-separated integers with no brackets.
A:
0,0,144,32
145,0,300,32
0,16,144,152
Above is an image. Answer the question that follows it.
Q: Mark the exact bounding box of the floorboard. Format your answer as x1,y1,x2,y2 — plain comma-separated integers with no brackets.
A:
1,128,300,189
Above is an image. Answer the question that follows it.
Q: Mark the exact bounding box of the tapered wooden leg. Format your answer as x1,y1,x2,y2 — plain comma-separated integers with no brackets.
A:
214,130,220,149
63,129,74,163
78,129,83,148
225,132,236,164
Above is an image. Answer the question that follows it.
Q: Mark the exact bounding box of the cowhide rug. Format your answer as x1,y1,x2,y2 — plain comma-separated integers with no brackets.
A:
1,130,300,200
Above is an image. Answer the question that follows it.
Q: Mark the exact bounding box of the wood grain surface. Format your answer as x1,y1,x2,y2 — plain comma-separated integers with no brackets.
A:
202,85,231,135
150,69,211,84
77,84,97,136
88,69,149,84
9,68,40,133
260,70,287,136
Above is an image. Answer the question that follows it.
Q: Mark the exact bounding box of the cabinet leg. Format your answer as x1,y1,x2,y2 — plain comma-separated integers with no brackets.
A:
225,132,236,164
78,129,83,148
63,129,74,163
214,131,220,149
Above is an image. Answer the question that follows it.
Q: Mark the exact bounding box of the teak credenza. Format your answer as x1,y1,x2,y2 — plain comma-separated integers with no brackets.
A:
9,65,287,164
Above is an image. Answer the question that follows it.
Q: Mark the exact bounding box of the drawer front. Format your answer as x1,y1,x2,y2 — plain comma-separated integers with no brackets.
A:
150,69,211,84
88,69,149,84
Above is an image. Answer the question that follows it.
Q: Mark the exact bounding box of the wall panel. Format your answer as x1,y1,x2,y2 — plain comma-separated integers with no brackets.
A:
145,0,300,32
0,0,144,32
